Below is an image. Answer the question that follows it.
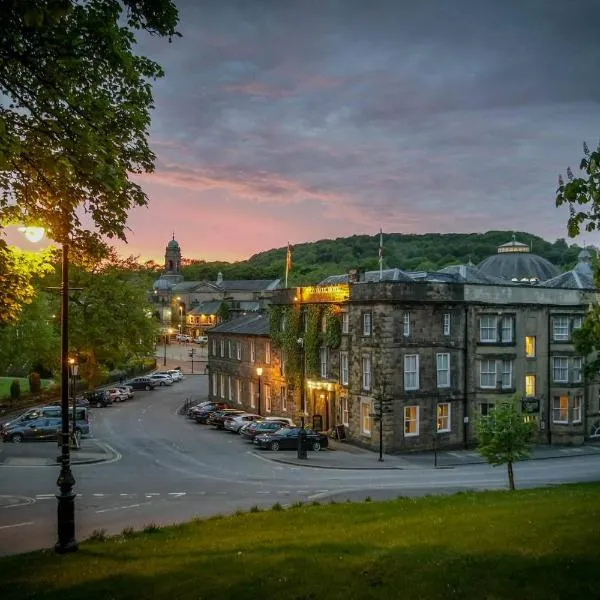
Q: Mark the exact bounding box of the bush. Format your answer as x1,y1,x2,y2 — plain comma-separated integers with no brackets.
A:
10,379,21,401
28,372,41,394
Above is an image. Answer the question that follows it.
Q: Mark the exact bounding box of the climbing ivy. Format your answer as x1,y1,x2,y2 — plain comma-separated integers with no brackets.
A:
268,305,284,348
325,305,342,349
304,304,322,377
280,305,302,385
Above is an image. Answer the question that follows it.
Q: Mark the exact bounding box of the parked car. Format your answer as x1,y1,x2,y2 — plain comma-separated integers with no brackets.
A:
193,402,227,424
224,413,261,433
176,334,193,342
82,389,112,408
107,388,128,403
254,427,328,452
148,373,173,386
128,377,157,391
264,416,296,427
115,385,134,399
2,416,65,443
1,405,91,438
167,369,184,382
240,420,291,441
207,409,245,429
194,335,208,344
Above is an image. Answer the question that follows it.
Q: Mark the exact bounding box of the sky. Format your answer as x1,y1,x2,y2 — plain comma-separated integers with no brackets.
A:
15,0,600,263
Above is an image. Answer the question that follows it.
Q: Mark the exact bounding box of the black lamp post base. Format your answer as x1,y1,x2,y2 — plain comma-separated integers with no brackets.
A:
55,489,78,554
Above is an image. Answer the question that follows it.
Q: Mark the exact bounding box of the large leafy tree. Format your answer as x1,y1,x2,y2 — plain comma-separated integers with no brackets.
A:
0,0,179,311
476,396,536,491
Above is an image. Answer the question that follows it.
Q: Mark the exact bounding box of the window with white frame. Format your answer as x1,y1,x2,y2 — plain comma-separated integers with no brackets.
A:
437,403,450,432
443,313,451,336
525,374,536,397
403,312,411,337
264,385,272,413
212,373,217,397
220,374,225,398
363,312,372,336
361,355,372,391
436,353,450,388
236,341,241,360
553,316,570,341
573,395,582,422
552,357,569,382
342,396,349,426
340,351,349,386
553,395,568,423
479,359,497,388
573,357,583,383
404,354,419,391
404,405,419,436
227,340,232,358
320,347,328,378
479,315,497,342
572,315,583,331
501,359,513,389
265,341,271,364
220,339,225,357
500,316,513,342
212,339,217,356
250,340,255,363
281,386,287,412
360,399,372,435
236,379,242,404
250,381,256,409
228,376,232,401
480,402,494,417
342,312,349,334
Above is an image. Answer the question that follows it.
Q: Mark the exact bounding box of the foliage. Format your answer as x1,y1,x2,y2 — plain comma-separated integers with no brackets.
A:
180,230,581,285
28,371,41,394
476,395,536,490
304,305,322,377
0,0,179,255
0,484,599,600
324,306,342,349
268,304,284,348
217,301,230,322
556,141,600,237
9,379,20,400
278,305,302,385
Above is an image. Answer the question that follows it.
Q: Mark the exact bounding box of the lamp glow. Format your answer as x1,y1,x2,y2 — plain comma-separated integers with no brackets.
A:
18,226,45,243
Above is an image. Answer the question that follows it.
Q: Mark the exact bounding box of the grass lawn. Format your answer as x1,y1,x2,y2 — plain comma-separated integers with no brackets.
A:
0,484,599,600
0,376,53,400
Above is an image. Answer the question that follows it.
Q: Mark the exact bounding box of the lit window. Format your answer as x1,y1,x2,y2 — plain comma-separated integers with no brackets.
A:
363,313,372,336
552,357,569,382
443,313,451,336
342,396,349,426
436,353,450,388
281,387,287,412
437,403,450,432
250,340,255,363
362,355,372,391
501,359,513,389
265,341,271,365
342,312,349,334
552,395,568,423
572,357,583,383
264,385,272,413
360,400,372,435
573,395,582,422
525,375,536,397
320,347,328,378
404,354,419,391
236,379,242,404
553,316,569,341
340,351,349,386
404,406,419,436
403,313,411,337
479,315,497,342
525,336,536,357
479,359,497,388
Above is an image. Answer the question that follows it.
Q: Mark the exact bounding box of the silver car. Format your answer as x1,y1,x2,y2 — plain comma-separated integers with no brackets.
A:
224,413,262,433
148,373,173,386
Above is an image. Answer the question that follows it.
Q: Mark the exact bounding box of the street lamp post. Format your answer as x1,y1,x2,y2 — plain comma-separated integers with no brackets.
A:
68,358,79,449
162,328,173,367
297,337,307,459
256,367,263,416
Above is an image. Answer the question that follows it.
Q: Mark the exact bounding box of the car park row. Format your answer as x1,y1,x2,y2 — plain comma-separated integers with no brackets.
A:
184,401,329,453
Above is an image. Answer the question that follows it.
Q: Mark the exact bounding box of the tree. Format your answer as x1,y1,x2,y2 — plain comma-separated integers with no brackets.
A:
556,142,600,237
476,395,536,491
0,0,179,268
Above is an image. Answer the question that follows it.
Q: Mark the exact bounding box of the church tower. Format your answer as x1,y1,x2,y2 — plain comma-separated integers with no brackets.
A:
164,233,182,274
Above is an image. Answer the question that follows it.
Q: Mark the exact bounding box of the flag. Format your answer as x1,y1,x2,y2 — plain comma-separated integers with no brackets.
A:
378,229,383,261
286,243,293,272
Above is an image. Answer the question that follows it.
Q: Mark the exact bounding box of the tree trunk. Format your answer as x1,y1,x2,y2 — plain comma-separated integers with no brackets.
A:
507,460,515,491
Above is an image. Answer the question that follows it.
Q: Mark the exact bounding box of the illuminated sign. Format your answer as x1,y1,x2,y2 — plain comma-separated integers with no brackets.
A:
297,284,349,303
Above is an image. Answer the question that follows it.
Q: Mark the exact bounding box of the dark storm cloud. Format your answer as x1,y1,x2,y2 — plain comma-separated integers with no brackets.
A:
129,0,600,259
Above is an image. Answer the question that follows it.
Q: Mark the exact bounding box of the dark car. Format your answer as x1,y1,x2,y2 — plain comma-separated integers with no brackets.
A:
1,406,91,438
193,402,227,424
207,409,245,429
128,377,157,391
254,427,328,452
1,416,88,444
240,420,290,441
83,389,112,408
187,401,215,419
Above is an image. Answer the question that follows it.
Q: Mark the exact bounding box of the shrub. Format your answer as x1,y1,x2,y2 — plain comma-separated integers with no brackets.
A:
10,379,21,401
28,372,41,394
87,529,108,541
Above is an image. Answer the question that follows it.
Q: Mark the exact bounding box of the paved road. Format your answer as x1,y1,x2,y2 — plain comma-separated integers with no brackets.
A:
1,374,599,556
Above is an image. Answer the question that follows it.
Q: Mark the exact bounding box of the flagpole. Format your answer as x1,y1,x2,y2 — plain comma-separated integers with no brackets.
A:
285,258,289,288
379,228,383,280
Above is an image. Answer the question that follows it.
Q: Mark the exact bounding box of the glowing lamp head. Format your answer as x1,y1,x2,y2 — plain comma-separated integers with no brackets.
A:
256,367,263,377
18,226,45,243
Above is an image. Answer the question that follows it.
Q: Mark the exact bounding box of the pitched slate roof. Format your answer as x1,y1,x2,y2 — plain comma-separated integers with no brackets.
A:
188,300,223,315
218,279,280,292
538,251,596,290
209,313,270,335
319,268,413,285
438,264,511,284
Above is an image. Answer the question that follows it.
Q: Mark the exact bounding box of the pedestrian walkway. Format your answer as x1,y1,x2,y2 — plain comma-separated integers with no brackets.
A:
0,438,118,467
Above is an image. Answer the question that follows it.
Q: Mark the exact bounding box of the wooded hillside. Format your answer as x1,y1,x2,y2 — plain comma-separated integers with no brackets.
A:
180,231,585,285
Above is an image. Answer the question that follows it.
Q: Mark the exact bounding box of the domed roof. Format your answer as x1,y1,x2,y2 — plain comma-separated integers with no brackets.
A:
166,233,180,250
152,277,173,291
477,236,560,282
